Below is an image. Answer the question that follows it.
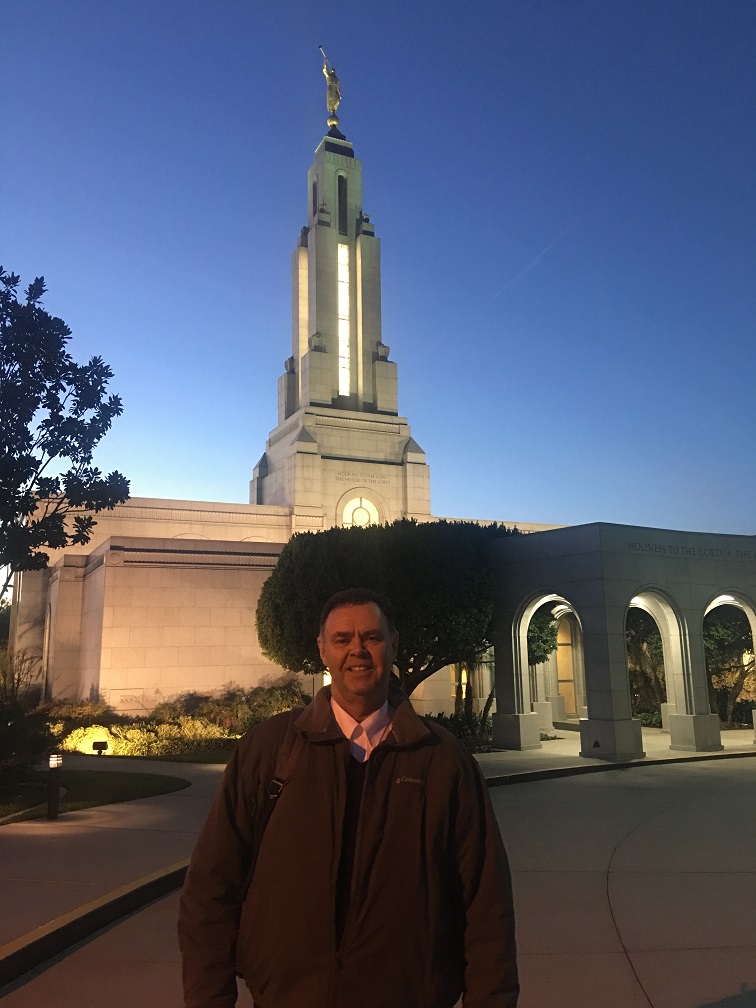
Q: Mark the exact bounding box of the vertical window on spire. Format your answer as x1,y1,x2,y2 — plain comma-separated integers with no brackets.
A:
337,244,350,397
312,180,318,219
338,175,347,235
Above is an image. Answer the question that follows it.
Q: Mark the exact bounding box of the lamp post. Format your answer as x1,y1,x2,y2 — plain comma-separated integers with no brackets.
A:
47,753,63,820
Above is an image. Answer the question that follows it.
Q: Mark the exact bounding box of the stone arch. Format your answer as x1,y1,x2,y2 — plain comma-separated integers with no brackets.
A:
626,586,689,722
703,589,756,635
702,591,756,724
513,591,586,729
335,487,388,528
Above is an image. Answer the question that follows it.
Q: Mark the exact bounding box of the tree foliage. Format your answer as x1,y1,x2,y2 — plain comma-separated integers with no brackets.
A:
527,607,559,667
0,268,129,598
0,703,52,785
703,604,755,726
256,519,518,696
626,608,667,713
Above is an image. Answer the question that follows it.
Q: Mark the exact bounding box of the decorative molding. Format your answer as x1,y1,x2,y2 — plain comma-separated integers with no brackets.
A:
119,551,279,568
99,506,291,526
315,415,404,434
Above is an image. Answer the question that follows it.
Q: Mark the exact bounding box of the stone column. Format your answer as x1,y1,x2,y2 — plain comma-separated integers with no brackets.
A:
578,603,645,762
667,610,722,752
491,611,542,751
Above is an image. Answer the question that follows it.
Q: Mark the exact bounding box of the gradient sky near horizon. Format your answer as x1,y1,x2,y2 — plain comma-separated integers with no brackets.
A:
3,1,754,535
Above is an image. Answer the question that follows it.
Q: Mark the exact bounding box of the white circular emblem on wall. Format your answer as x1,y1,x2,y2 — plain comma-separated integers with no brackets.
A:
342,496,380,527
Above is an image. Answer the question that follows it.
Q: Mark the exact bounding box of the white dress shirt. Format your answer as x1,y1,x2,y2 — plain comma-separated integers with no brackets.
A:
330,697,393,762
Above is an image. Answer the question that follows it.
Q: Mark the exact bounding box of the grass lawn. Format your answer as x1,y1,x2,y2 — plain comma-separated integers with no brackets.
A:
0,768,190,822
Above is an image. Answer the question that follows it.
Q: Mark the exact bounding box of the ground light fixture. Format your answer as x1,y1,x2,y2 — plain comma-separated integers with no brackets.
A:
47,752,63,819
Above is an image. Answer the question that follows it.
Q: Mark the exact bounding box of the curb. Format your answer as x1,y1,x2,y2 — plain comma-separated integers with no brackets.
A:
484,744,756,788
0,859,189,990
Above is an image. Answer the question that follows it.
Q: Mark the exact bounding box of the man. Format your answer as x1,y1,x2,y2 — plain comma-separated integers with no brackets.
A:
178,588,519,1008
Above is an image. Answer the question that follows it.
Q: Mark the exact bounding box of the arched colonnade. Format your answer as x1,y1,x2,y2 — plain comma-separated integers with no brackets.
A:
489,523,756,762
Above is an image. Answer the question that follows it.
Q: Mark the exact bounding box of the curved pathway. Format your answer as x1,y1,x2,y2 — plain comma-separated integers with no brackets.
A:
492,758,756,1008
2,756,755,1007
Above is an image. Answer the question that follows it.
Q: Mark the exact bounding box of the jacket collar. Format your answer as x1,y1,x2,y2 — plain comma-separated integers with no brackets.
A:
294,683,430,748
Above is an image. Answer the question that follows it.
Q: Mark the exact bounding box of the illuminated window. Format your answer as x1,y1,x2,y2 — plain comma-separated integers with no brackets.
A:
342,496,379,527
337,244,350,396
338,175,347,235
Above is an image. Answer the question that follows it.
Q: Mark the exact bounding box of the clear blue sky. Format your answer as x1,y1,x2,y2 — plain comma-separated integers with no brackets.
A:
3,1,754,534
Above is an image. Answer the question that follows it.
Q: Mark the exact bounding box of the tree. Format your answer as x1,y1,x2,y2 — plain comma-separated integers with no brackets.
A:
704,605,755,726
0,598,9,643
256,519,518,696
0,269,129,599
527,607,558,667
626,608,667,713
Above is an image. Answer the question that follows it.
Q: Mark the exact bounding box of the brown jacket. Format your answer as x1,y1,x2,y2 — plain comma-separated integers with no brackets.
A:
178,685,518,1008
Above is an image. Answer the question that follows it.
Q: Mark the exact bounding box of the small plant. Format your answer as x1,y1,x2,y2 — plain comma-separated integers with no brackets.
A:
426,710,493,753
634,710,663,728
0,648,43,708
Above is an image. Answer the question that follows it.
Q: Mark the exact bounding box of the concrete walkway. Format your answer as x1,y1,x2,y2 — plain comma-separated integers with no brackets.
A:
1,727,755,1007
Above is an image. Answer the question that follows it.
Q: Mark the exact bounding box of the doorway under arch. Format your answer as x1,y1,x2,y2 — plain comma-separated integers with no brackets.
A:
515,594,586,727
626,589,687,729
625,605,667,724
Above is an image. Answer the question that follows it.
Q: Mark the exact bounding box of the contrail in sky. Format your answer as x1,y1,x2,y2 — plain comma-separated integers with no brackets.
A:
492,226,572,299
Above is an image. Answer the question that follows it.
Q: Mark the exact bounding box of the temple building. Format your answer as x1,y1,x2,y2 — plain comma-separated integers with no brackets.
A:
11,71,755,761
10,83,555,719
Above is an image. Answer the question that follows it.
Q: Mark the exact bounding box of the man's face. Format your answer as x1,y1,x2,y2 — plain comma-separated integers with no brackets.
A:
317,602,398,716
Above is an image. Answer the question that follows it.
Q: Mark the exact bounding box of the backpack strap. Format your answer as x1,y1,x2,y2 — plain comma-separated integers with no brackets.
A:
268,708,307,800
239,708,306,905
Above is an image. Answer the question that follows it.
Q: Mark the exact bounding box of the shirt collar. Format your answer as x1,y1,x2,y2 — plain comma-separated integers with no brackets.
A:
330,697,391,748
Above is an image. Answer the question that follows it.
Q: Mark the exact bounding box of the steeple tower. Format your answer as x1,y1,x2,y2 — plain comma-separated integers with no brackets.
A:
250,62,431,531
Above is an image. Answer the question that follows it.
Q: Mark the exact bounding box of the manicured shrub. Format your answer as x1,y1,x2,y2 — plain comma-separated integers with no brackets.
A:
44,698,125,730
53,677,310,757
151,691,208,722
59,717,234,757
59,724,117,755
150,677,310,736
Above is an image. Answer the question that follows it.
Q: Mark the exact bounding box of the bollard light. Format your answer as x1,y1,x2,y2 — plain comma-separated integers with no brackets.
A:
47,752,63,819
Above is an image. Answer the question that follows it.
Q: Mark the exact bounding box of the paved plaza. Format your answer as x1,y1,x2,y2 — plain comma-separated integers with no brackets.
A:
1,728,755,1008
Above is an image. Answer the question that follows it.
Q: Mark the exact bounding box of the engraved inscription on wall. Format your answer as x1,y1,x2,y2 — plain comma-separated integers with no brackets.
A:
334,470,390,486
628,542,754,561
